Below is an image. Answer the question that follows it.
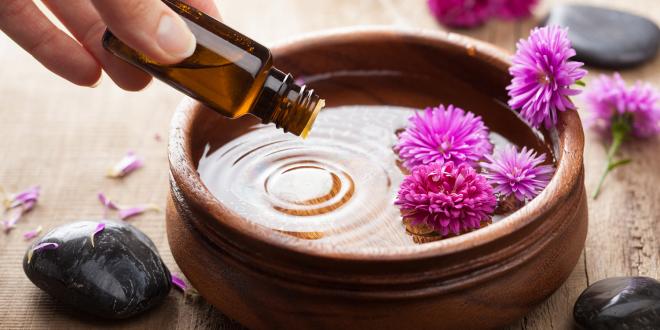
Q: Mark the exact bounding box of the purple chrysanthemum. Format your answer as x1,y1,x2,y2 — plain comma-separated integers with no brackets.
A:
495,0,537,19
482,145,554,201
427,0,495,28
395,104,492,170
507,25,587,129
395,162,496,237
585,73,660,139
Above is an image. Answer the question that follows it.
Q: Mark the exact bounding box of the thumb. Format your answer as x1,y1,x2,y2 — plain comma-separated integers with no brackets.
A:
92,0,196,64
185,0,221,19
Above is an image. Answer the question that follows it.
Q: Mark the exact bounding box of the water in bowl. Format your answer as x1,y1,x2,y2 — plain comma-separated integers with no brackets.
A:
198,105,538,248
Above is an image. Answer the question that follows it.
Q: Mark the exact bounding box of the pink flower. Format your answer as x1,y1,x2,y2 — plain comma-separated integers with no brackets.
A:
395,162,496,236
584,73,660,198
427,0,538,27
585,73,660,139
507,25,587,129
482,145,554,201
495,0,537,19
395,104,492,170
427,0,495,28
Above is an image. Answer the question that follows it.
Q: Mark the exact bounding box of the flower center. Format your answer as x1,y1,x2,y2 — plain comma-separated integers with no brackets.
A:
538,72,552,85
437,137,452,153
508,166,525,182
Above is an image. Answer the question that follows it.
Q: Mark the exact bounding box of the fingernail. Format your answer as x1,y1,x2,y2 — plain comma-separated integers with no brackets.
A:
156,14,196,61
90,74,103,88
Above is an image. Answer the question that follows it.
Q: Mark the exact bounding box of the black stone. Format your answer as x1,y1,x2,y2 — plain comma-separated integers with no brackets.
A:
574,276,660,329
545,5,660,68
23,221,172,319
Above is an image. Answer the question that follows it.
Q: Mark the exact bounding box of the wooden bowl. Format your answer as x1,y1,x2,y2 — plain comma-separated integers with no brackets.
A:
166,27,587,329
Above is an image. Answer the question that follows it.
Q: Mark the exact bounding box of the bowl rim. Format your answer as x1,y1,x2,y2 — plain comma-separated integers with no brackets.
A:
168,25,585,261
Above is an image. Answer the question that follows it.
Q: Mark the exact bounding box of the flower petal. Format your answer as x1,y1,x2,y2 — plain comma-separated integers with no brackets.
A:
23,225,43,241
171,273,188,291
3,207,24,233
27,242,59,264
119,205,160,220
90,223,106,247
107,151,144,178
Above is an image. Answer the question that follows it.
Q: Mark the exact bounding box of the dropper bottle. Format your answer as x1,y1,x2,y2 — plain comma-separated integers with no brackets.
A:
102,0,324,137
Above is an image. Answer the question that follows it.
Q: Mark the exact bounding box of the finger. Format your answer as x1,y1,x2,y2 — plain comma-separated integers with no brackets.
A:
43,0,152,91
184,0,221,19
0,0,101,86
91,0,196,65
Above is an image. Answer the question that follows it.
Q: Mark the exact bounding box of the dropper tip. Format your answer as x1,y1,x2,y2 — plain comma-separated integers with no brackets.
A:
300,99,325,139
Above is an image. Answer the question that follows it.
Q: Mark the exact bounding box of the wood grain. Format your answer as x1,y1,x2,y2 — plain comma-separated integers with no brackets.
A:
0,0,658,329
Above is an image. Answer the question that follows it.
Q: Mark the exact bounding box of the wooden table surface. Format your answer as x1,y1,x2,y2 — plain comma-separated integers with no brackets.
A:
1,0,658,329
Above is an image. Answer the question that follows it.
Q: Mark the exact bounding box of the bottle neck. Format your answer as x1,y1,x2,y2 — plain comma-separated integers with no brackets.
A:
251,68,324,138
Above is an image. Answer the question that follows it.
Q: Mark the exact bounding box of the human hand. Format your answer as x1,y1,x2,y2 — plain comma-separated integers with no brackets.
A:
0,0,219,91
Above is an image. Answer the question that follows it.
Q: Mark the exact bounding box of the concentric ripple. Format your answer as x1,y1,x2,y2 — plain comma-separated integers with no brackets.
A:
198,106,415,246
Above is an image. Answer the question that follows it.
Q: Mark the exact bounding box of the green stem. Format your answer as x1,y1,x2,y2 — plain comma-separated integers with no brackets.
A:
592,120,631,199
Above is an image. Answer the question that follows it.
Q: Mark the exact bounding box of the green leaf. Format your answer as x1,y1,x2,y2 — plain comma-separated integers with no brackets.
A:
575,80,586,87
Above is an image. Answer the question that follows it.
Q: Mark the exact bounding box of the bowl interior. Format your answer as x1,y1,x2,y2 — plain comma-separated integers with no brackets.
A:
183,28,560,257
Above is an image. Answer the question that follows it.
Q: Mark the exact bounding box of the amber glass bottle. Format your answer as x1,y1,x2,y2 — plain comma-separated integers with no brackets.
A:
102,0,323,137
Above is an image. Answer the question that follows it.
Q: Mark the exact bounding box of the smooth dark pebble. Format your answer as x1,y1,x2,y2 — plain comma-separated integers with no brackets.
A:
574,276,660,329
23,221,172,319
545,5,660,68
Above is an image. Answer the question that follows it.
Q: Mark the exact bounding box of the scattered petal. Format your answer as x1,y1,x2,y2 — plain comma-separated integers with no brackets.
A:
97,193,160,221
119,205,160,220
6,186,40,210
171,273,188,291
98,193,119,219
107,151,144,178
98,193,118,209
90,223,106,247
21,199,38,213
27,242,59,264
23,225,43,241
3,207,24,233
2,186,39,232
154,133,162,142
